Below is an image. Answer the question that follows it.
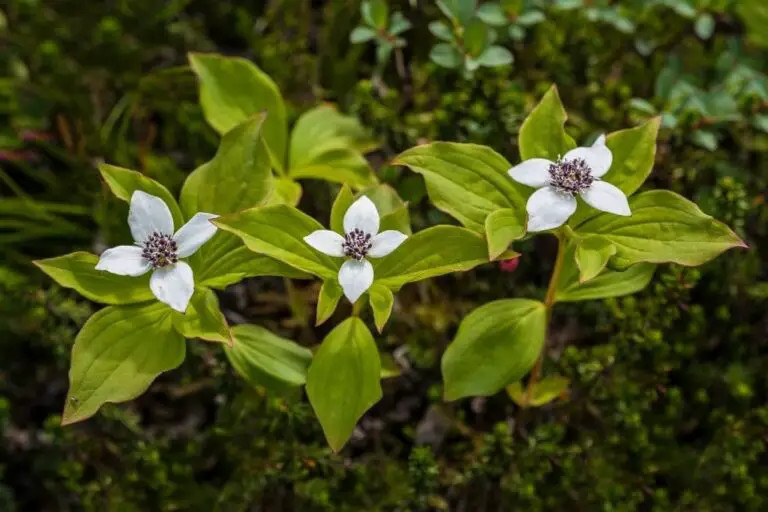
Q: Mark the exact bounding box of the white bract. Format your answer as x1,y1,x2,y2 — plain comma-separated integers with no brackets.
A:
304,196,407,303
95,191,218,313
508,135,631,232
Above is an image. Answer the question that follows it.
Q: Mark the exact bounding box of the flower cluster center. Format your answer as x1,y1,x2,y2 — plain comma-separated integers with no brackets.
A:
549,157,594,195
342,228,372,260
141,232,178,268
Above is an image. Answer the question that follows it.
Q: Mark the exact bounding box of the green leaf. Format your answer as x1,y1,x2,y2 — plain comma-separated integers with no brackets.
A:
694,13,715,39
225,324,312,391
188,53,287,171
316,279,343,326
289,105,377,168
271,178,303,206
555,262,656,302
171,288,231,345
34,252,153,305
350,26,378,43
373,226,493,290
62,302,186,425
180,114,273,217
429,21,454,41
476,46,514,67
575,236,616,283
518,85,576,161
507,375,568,407
363,184,412,234
394,142,527,232
306,317,382,452
476,3,508,26
691,130,718,151
442,299,546,400
195,233,311,289
369,283,394,332
290,148,377,189
330,185,355,234
738,0,768,48
389,11,412,35
98,163,184,229
214,205,340,280
629,98,658,115
516,9,546,26
437,0,477,24
364,0,389,29
577,190,746,267
380,353,401,379
464,18,490,56
485,208,525,260
430,43,462,68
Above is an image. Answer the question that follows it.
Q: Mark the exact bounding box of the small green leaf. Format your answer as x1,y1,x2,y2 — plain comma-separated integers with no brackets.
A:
172,288,231,345
464,18,490,56
188,53,287,171
507,375,568,407
691,130,718,151
437,0,477,24
394,142,527,232
390,12,412,35
694,13,715,39
98,163,184,228
350,26,378,43
575,236,616,283
290,148,377,189
316,279,343,326
369,283,394,332
306,317,382,452
373,226,493,290
430,43,462,68
485,208,525,260
225,324,312,391
629,98,658,115
442,299,546,401
578,190,746,267
476,3,508,26
476,46,514,67
180,114,274,217
428,21,454,41
519,85,576,161
330,185,355,234
62,302,185,425
516,10,546,26
214,205,340,280
271,178,303,206
34,252,153,305
365,0,389,29
380,353,401,379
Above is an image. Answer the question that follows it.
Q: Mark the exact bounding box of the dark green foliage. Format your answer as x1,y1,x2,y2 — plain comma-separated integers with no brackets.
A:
1,0,766,510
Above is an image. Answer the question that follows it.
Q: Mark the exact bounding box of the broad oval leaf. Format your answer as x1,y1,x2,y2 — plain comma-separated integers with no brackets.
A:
225,324,312,391
188,53,287,171
290,147,376,189
373,225,493,290
306,317,382,452
577,190,746,267
62,302,186,425
180,114,273,217
214,204,340,280
442,299,546,401
394,142,527,232
99,163,184,228
518,85,576,161
555,262,656,303
34,252,153,305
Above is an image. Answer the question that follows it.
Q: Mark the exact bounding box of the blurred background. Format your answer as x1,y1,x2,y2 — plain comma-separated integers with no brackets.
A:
1,0,767,510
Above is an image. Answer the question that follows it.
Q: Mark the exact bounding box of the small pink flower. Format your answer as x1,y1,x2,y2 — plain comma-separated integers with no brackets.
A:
499,257,520,273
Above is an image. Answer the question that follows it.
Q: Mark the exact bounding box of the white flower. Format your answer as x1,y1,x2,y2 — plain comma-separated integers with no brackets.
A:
508,135,631,232
304,196,407,303
95,191,218,313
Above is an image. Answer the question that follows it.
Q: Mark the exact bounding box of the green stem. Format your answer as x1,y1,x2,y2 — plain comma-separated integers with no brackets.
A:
526,231,566,400
351,300,363,317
